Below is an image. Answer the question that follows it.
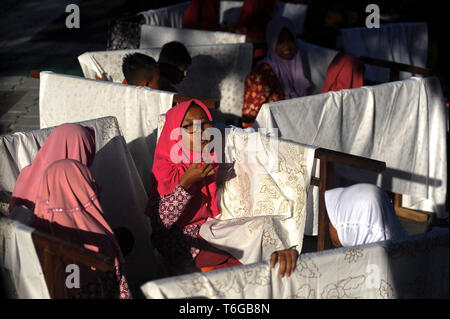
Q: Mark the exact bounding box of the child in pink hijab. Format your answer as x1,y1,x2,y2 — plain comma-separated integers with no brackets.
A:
242,16,310,128
8,123,95,213
146,99,233,274
147,99,298,277
32,159,131,299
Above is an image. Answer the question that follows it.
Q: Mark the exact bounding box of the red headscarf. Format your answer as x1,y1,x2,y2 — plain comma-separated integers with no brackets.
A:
322,53,365,93
237,0,276,37
9,123,95,213
182,0,220,31
148,99,220,228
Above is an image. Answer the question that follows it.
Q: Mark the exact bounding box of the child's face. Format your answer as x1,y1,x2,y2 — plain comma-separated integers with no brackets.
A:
275,28,297,60
138,67,160,90
180,105,213,153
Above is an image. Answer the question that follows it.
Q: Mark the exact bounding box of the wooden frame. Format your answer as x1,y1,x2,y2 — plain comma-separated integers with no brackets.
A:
1,215,115,299
359,56,431,83
310,148,386,251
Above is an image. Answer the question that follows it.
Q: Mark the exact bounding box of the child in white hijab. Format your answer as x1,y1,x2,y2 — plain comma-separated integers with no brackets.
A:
325,183,408,247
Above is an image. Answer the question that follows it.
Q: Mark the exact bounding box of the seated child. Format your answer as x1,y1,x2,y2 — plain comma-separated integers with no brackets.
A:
121,52,160,89
325,183,408,248
146,99,297,278
158,41,192,93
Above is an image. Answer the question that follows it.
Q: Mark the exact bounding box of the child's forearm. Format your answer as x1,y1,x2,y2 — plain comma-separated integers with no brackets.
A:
158,184,192,229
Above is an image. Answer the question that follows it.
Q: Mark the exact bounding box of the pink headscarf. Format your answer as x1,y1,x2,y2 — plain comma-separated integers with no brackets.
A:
33,159,123,263
9,123,95,213
261,16,310,99
148,99,220,228
33,159,129,298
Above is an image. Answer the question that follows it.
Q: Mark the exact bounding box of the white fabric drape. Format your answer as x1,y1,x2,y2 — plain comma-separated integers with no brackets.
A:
78,43,253,118
138,2,190,28
140,228,449,299
296,39,338,94
254,77,448,224
139,25,246,49
198,127,316,264
340,22,428,83
1,116,158,288
0,214,50,299
39,71,175,192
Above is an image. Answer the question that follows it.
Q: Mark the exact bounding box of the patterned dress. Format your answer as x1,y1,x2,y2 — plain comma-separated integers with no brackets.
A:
150,184,201,270
242,62,285,128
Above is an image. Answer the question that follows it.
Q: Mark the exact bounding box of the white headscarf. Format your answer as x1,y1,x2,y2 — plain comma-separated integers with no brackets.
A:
325,183,408,247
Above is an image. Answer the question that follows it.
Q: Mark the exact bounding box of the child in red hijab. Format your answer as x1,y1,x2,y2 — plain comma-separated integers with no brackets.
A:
147,99,297,277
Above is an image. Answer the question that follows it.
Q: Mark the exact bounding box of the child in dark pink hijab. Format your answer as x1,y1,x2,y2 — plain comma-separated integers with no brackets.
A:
32,159,131,298
8,123,95,214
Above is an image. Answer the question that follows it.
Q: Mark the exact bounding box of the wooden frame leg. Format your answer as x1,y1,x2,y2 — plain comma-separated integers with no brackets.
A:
317,160,334,251
393,193,429,223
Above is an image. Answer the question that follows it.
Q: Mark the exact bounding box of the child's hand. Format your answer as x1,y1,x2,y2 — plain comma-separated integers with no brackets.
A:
180,161,215,190
270,249,298,278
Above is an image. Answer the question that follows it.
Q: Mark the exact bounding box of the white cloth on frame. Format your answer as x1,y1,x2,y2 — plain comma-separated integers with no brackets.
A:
254,77,448,225
0,214,50,299
39,71,175,192
139,25,246,49
325,183,408,247
78,42,253,118
0,116,159,287
140,228,449,299
198,127,316,264
340,22,428,83
138,2,190,28
296,39,338,95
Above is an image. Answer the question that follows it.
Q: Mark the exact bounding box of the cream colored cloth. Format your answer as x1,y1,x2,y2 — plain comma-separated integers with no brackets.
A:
139,25,246,49
199,127,316,264
254,77,448,221
78,43,253,118
0,213,50,299
340,22,428,83
39,71,175,192
138,2,190,28
141,228,449,299
1,116,159,288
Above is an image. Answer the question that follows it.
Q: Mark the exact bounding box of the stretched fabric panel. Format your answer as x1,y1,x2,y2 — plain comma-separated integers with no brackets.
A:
39,71,175,192
1,116,120,193
254,77,448,224
0,215,50,299
0,116,159,293
340,22,428,83
78,43,253,118
106,20,141,50
200,127,316,264
140,25,246,48
296,39,338,95
138,2,190,28
140,228,449,299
